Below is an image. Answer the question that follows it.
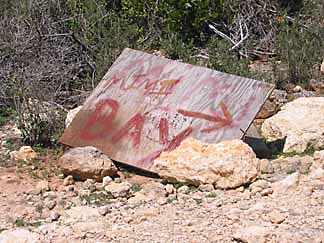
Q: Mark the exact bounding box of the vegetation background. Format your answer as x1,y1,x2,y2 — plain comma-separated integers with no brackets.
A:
0,0,323,146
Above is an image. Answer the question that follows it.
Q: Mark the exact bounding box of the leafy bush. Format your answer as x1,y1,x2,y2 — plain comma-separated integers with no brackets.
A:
14,98,65,147
122,0,224,44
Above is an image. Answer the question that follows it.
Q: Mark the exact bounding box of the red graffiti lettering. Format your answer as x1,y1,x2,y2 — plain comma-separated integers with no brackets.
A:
112,113,144,149
81,99,119,140
159,118,169,144
145,79,180,97
158,117,193,148
164,127,193,151
136,118,193,167
136,149,164,168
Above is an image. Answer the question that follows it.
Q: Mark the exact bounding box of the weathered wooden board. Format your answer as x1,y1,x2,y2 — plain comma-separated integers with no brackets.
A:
60,48,274,170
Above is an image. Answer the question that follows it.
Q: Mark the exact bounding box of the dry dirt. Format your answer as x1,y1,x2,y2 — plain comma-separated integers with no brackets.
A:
0,123,323,243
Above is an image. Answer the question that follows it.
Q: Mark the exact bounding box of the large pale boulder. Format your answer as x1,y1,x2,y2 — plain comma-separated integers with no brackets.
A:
261,97,324,153
151,138,260,189
58,146,118,181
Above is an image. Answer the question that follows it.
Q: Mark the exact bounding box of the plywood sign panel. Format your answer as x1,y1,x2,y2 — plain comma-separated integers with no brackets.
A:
60,48,274,170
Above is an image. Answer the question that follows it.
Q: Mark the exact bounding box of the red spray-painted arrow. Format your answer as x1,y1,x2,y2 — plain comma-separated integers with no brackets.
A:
177,101,233,133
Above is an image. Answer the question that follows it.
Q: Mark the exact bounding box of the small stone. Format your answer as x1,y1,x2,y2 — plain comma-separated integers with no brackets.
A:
177,185,190,194
259,159,274,174
239,201,250,210
128,193,147,206
233,225,268,243
104,182,131,198
250,180,269,190
25,195,33,201
272,172,300,195
50,211,60,221
269,210,286,224
78,189,91,197
29,189,41,196
140,182,167,200
114,178,122,183
157,198,168,205
98,206,111,216
293,85,302,93
44,199,56,210
102,176,113,186
165,184,175,194
236,186,245,193
214,199,224,207
205,190,218,198
309,168,324,181
198,184,214,192
36,180,50,192
192,192,203,202
43,191,56,199
251,186,263,195
260,188,273,196
205,197,215,203
65,185,74,192
58,174,65,179
63,175,74,186
250,180,270,195
167,194,177,203
83,179,96,192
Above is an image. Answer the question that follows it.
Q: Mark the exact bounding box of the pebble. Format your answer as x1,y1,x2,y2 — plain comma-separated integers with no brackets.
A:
198,184,214,192
44,199,56,210
177,185,190,194
63,175,74,186
102,176,113,186
165,184,175,194
261,188,273,196
65,185,75,192
50,211,60,221
36,180,50,192
269,210,286,224
98,206,111,216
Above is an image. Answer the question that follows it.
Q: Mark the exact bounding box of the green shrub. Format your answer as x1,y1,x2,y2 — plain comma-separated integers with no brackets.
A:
274,0,324,86
275,20,324,86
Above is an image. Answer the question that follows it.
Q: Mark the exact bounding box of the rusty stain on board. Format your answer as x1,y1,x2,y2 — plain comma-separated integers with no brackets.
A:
60,48,274,170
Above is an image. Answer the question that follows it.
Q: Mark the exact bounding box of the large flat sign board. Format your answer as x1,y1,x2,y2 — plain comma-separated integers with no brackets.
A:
60,48,274,170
